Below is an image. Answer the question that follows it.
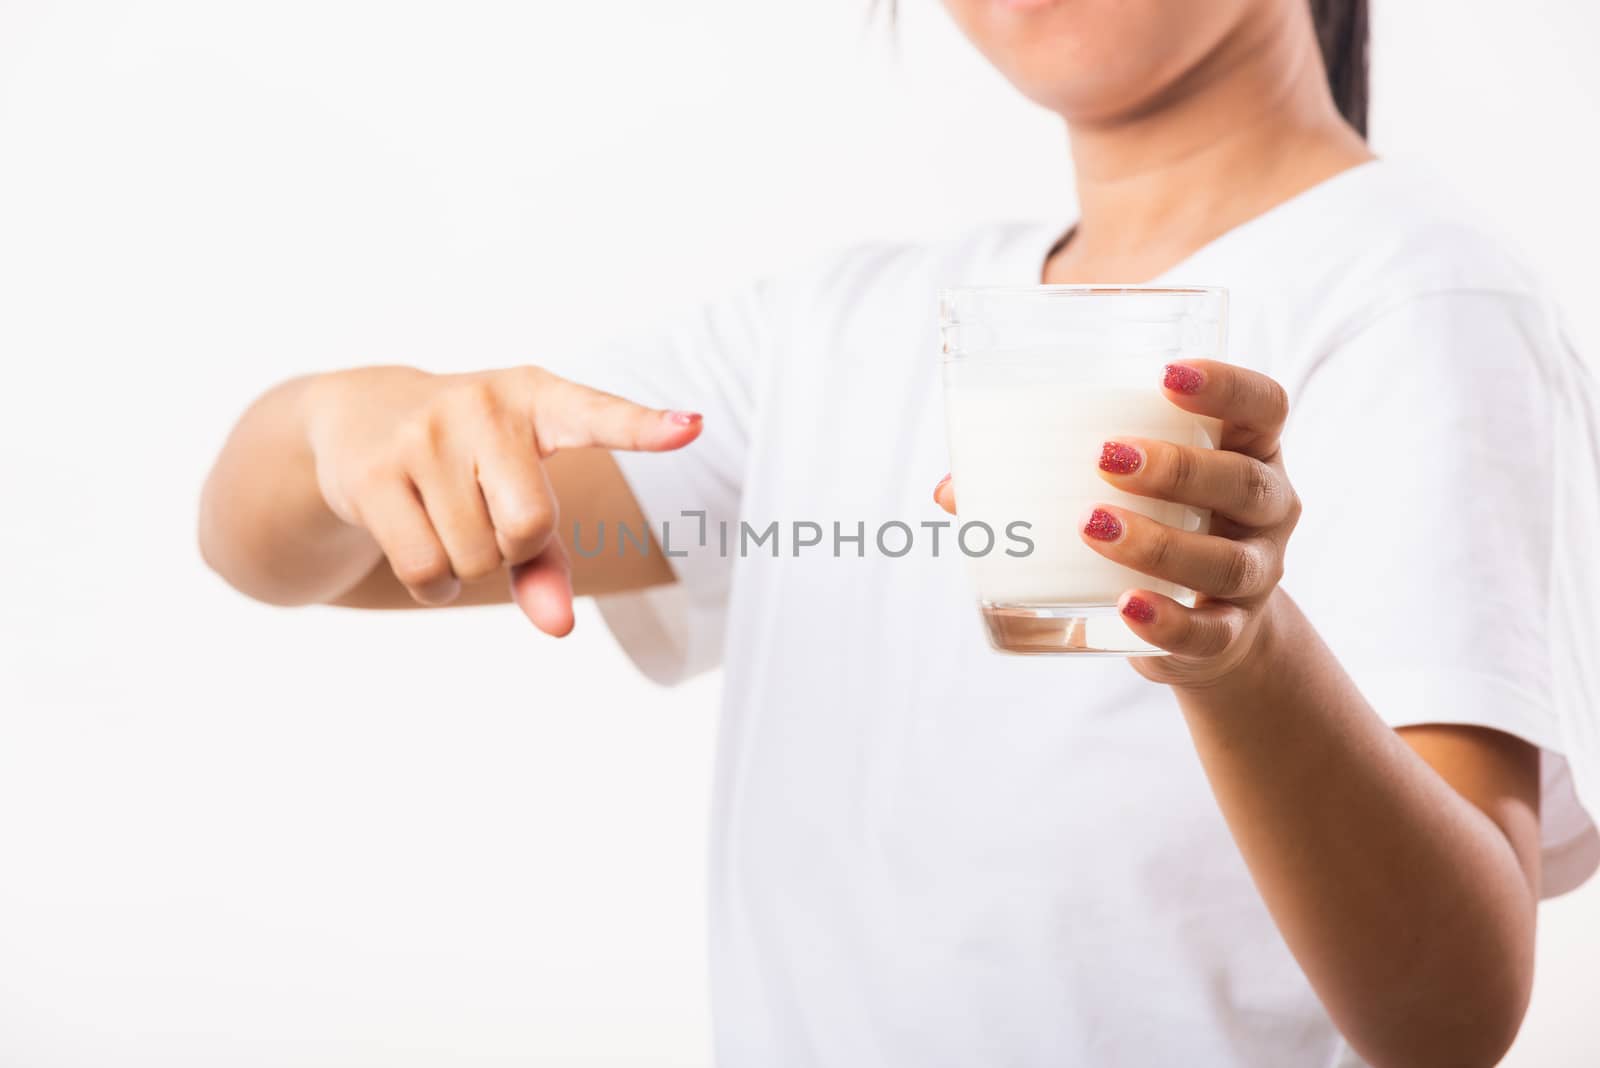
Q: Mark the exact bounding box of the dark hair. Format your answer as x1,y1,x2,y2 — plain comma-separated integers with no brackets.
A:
873,0,1370,138
1310,0,1369,137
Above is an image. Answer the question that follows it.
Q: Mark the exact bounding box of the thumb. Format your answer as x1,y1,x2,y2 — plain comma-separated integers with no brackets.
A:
510,537,576,637
529,371,703,454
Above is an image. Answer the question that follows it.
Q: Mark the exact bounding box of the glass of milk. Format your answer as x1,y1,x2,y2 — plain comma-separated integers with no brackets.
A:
939,286,1227,655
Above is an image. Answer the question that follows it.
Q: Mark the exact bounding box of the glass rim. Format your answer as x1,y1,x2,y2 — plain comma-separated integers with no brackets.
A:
939,283,1228,362
939,284,1226,300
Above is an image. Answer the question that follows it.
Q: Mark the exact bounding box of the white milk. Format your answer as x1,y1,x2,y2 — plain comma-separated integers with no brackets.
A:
944,364,1221,609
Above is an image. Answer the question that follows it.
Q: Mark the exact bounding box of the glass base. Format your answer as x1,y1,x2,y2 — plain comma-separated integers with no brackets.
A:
980,602,1165,657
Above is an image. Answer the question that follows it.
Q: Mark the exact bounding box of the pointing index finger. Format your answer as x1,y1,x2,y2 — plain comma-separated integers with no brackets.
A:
528,370,703,454
1162,359,1289,459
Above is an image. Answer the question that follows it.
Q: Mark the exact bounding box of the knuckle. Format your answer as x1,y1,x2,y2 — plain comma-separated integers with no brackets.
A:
498,499,557,548
580,390,622,423
1165,443,1199,496
587,399,647,449
348,461,400,500
391,547,451,589
335,464,402,527
452,379,501,418
1141,524,1174,573
1219,544,1265,598
1241,461,1280,516
398,412,447,458
517,364,554,391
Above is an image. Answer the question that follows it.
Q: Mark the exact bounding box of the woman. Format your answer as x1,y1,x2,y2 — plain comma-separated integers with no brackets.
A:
200,1,1600,1064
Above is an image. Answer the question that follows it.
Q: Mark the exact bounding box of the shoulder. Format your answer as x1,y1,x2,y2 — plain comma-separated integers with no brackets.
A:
1234,165,1532,314
1324,163,1544,322
1233,162,1568,389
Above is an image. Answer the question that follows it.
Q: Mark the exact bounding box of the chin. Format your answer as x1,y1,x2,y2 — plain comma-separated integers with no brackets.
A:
943,0,1245,122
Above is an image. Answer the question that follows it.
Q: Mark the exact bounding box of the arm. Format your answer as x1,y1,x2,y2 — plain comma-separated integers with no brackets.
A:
934,359,1539,1065
199,365,696,634
1174,595,1537,1067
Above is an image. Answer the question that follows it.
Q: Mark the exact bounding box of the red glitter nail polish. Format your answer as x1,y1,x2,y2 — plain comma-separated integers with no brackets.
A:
1099,442,1142,475
1163,364,1204,394
1083,508,1122,541
1122,596,1157,623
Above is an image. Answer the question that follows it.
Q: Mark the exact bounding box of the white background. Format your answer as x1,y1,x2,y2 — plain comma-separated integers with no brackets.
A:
1,1,1597,1064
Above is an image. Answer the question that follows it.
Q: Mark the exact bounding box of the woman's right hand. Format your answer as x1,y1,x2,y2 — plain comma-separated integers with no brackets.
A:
300,365,701,629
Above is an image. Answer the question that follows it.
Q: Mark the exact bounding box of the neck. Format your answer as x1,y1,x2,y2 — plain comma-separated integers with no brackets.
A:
1045,4,1373,284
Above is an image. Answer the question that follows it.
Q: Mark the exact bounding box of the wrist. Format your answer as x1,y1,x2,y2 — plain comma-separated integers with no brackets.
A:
295,371,341,461
293,370,369,531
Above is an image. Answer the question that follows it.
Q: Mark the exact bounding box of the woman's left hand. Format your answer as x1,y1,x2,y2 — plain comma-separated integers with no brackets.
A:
934,359,1300,687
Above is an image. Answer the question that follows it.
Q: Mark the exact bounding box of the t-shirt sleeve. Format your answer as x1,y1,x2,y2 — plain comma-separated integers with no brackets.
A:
1282,288,1600,897
545,280,776,685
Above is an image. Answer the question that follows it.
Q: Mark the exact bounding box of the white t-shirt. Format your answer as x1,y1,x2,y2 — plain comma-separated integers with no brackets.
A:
562,161,1600,1067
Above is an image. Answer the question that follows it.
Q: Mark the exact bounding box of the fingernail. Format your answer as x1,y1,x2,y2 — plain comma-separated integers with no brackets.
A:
1122,595,1157,623
667,410,702,426
932,473,950,502
1083,507,1123,542
1163,364,1204,394
1099,441,1142,475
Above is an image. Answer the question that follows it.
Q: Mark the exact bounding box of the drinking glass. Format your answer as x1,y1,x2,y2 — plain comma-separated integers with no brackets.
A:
939,286,1227,655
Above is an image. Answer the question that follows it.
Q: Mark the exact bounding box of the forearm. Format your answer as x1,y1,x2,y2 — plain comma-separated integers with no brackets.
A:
1175,591,1536,1066
199,375,380,605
